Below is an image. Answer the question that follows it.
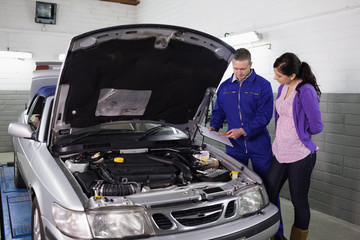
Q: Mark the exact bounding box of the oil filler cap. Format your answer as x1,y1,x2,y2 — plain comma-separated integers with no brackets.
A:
114,157,125,163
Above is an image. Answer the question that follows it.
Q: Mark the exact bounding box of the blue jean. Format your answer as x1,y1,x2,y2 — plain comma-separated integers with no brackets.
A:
265,153,316,230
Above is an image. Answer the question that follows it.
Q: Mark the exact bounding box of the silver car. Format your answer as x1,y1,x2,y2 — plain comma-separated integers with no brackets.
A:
8,24,279,240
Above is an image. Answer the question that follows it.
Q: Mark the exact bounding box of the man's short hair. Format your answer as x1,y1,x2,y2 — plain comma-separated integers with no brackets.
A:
234,48,251,62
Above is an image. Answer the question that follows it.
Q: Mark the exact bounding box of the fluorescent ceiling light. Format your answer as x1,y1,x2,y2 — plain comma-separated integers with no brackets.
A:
221,31,261,46
58,53,66,61
0,51,33,59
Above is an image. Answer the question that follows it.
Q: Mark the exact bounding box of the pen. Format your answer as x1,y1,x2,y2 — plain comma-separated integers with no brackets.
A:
219,133,229,136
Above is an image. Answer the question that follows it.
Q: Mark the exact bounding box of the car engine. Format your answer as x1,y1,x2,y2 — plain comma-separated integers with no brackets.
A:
63,149,234,198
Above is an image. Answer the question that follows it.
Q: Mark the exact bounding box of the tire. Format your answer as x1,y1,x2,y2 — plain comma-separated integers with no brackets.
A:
32,196,45,240
14,153,26,189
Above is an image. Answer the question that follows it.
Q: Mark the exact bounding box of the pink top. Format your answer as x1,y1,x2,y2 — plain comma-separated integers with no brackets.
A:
272,82,310,163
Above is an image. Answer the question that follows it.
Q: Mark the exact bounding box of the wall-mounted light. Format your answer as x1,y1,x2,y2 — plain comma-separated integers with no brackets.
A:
0,51,33,59
221,31,261,46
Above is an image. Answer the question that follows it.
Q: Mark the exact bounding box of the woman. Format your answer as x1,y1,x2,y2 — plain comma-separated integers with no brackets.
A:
266,53,323,240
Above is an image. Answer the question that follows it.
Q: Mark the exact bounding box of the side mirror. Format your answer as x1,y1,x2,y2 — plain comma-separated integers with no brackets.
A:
8,123,34,139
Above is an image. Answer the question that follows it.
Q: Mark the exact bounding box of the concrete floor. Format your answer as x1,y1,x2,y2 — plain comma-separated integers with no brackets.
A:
0,152,359,240
280,198,360,240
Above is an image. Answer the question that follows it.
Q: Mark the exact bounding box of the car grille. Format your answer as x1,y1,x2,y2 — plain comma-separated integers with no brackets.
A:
224,200,236,218
151,199,238,231
153,213,173,230
172,204,222,226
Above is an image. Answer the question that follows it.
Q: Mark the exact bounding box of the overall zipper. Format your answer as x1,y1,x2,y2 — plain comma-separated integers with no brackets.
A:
238,82,248,153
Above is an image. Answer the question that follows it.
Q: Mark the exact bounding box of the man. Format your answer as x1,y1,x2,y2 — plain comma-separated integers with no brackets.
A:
209,48,285,240
209,48,273,178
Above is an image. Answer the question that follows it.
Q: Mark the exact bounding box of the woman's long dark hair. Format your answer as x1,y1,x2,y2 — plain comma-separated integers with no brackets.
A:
273,52,321,98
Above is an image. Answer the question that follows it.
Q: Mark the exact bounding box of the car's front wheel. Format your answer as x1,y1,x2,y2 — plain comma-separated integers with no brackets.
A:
32,197,45,240
14,153,26,188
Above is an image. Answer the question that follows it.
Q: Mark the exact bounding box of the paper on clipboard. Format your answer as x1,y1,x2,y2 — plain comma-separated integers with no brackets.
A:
197,124,233,147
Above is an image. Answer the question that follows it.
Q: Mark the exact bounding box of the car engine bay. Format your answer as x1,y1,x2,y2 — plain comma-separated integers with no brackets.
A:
62,148,252,199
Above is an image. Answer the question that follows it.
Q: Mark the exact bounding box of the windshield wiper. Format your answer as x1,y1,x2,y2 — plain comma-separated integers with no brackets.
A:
137,125,164,141
60,129,135,146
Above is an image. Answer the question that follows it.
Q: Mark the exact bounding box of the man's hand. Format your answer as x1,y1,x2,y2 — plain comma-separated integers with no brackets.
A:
226,128,246,139
208,126,217,131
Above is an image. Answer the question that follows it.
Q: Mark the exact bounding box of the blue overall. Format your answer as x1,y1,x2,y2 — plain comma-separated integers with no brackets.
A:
210,70,273,179
211,70,284,236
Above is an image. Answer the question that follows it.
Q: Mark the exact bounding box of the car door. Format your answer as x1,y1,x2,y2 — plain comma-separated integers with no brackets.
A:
15,94,48,187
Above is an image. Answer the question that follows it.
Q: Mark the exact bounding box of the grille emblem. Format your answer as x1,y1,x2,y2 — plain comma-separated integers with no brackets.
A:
175,209,222,219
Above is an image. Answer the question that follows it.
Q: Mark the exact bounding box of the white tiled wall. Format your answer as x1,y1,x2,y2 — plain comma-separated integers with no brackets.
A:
1,0,360,92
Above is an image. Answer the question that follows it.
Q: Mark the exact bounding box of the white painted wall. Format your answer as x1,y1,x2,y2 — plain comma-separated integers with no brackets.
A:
136,0,360,93
0,0,137,90
1,0,360,93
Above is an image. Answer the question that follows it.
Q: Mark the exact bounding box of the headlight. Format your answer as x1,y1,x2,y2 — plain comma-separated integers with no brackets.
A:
87,206,155,238
237,186,268,216
53,204,154,239
52,203,92,238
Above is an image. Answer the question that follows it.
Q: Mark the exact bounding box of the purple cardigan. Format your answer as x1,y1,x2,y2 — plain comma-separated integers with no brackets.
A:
275,83,323,153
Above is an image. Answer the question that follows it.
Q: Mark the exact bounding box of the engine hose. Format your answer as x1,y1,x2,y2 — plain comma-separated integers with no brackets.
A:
97,183,137,196
166,151,197,170
146,154,193,181
97,166,116,184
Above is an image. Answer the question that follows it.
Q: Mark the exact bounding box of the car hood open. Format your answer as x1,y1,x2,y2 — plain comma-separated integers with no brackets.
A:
51,24,234,142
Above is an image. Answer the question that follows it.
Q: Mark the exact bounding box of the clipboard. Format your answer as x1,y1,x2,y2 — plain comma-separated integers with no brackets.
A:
197,124,234,147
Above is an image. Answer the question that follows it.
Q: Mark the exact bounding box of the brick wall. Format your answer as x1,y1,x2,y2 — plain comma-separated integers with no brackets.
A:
0,90,29,152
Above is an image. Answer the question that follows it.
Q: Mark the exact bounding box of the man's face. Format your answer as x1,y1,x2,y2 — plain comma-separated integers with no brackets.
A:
232,59,252,80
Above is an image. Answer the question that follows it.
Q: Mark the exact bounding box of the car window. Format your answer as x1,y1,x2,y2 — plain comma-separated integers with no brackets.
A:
27,95,46,131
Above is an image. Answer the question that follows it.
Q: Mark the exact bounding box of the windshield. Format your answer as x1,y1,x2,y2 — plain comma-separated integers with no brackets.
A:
52,122,190,154
72,122,184,135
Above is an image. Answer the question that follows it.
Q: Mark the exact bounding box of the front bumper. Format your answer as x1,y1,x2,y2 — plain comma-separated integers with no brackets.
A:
43,203,279,240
